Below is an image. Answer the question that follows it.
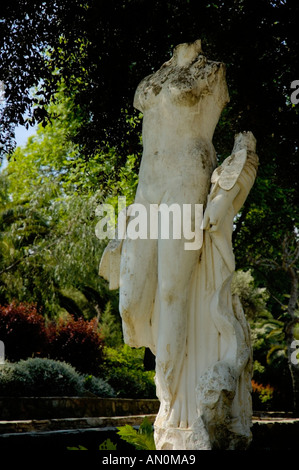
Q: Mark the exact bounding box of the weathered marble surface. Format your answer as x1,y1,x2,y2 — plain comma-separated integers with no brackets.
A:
100,40,258,450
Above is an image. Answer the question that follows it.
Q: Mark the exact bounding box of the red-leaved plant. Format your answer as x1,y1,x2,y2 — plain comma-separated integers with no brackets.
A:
0,303,105,375
0,302,47,361
47,316,104,375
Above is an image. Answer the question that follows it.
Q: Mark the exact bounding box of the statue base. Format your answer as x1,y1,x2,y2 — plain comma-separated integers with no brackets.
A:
154,420,252,451
154,420,211,451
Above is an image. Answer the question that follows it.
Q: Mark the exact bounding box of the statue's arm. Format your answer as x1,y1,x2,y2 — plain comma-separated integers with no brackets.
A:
202,184,240,232
202,132,259,233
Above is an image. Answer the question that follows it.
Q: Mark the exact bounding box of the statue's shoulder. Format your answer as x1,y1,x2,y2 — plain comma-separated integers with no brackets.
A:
133,61,173,112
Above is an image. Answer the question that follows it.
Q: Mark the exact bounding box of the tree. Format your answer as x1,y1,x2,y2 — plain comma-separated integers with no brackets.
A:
0,0,87,156
1,0,298,408
0,173,118,319
232,170,299,411
0,84,125,344
1,0,298,281
1,1,298,195
250,231,299,412
5,81,82,200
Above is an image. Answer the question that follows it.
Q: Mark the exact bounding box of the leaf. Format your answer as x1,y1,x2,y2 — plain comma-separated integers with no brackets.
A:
99,438,117,450
67,445,88,450
116,418,155,450
139,416,154,435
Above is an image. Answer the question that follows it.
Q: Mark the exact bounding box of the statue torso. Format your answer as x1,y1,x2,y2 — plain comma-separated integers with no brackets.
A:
133,53,229,204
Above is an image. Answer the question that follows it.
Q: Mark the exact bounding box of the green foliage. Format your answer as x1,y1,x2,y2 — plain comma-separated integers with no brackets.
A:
67,445,88,451
231,269,269,319
67,418,154,451
251,313,286,365
0,358,84,397
250,315,293,410
98,439,117,450
251,380,275,409
100,345,156,399
0,357,115,398
5,86,141,201
0,85,138,329
83,375,115,398
6,81,82,201
229,268,296,410
67,438,118,451
117,417,155,450
0,303,120,394
0,176,111,319
2,0,299,198
98,301,123,348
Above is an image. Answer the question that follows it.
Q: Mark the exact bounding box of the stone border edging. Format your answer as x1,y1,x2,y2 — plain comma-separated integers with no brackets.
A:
0,397,160,420
0,414,157,435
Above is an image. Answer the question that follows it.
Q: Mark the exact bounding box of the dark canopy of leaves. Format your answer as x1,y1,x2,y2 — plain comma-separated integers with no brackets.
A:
0,1,298,288
0,1,298,194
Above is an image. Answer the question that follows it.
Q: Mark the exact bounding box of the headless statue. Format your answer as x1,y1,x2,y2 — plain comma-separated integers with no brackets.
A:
100,40,258,450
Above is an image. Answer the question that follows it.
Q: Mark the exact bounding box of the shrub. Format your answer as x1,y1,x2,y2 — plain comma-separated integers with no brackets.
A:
0,302,47,361
231,270,269,319
100,345,156,399
0,358,84,396
47,316,104,375
98,301,123,348
0,357,115,397
0,303,107,376
104,367,156,399
83,374,115,398
251,379,275,410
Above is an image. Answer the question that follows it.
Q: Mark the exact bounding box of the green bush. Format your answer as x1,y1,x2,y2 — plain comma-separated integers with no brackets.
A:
231,270,269,319
0,358,84,396
100,345,156,399
0,303,106,377
0,358,115,397
83,374,115,398
98,301,123,348
250,315,294,410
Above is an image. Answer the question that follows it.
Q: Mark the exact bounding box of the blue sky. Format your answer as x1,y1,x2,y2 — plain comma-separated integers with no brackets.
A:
1,124,37,171
15,124,37,147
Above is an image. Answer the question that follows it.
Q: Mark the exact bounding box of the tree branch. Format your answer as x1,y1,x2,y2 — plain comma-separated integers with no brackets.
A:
0,233,71,276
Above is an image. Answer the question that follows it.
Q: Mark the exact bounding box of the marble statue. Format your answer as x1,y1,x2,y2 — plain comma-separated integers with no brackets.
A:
99,40,259,450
